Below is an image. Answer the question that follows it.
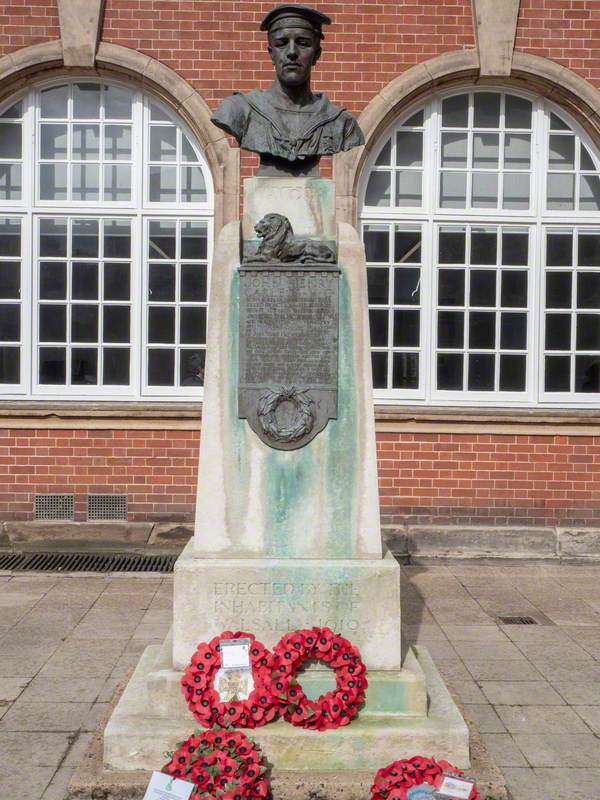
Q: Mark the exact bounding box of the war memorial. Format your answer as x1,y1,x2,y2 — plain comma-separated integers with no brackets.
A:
103,5,469,797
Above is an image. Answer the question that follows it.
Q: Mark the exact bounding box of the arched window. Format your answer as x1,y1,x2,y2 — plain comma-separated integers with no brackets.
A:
360,88,600,406
0,79,213,399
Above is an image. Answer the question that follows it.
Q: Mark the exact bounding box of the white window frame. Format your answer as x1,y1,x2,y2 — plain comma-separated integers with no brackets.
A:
359,85,600,407
0,76,214,401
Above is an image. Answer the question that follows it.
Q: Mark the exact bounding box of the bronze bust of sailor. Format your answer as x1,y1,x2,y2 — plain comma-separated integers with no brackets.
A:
211,4,364,175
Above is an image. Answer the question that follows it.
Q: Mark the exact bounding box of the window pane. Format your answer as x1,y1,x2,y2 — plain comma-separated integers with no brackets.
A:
71,305,98,342
148,306,175,343
576,314,600,350
104,164,131,201
148,348,174,385
403,110,423,127
72,262,98,299
503,172,530,210
104,125,132,160
1,102,21,120
442,95,468,128
371,351,387,389
72,164,99,201
469,312,495,348
374,139,391,166
579,234,600,267
473,93,500,128
149,220,176,259
71,347,97,384
39,347,66,384
393,268,420,305
181,166,206,202
545,314,571,350
396,131,422,167
0,262,20,298
505,95,532,129
502,232,528,266
547,173,574,210
470,270,496,307
72,124,99,160
104,85,133,120
150,126,177,161
392,352,418,389
40,163,67,200
0,346,19,383
72,219,98,257
438,270,465,306
439,229,465,263
73,83,100,119
473,133,499,168
549,135,575,170
149,264,175,300
180,349,205,386
394,230,421,263
181,264,207,302
546,272,572,308
367,268,388,304
471,231,497,265
580,176,600,211
40,218,67,257
441,132,467,168
181,134,199,162
393,309,419,347
545,355,570,391
40,262,66,299
103,306,130,343
181,220,208,259
0,122,21,158
547,233,572,266
581,143,595,171
0,219,20,256
500,312,527,349
363,226,388,262
0,304,19,340
440,172,466,207
437,353,463,389
180,307,207,344
104,263,130,301
0,164,21,200
500,354,526,391
396,170,421,206
40,85,68,119
504,134,530,170
468,353,494,390
369,309,388,346
104,348,130,385
149,166,176,202
365,172,390,207
577,273,600,309
437,311,464,348
104,220,131,258
39,305,66,341
472,172,498,208
575,356,600,392
150,103,171,121
501,270,527,307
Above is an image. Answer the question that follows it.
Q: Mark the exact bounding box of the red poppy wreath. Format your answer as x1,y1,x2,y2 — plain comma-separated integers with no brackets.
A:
370,755,481,800
162,727,269,800
268,626,367,731
181,631,278,729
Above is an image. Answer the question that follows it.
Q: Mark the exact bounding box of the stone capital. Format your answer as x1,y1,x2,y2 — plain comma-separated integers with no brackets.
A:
57,0,105,67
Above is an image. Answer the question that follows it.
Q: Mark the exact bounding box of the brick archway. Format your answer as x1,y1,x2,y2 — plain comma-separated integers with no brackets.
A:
334,48,600,226
0,40,239,234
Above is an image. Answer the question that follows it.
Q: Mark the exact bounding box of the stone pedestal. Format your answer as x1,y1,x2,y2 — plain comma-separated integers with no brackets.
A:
103,177,470,783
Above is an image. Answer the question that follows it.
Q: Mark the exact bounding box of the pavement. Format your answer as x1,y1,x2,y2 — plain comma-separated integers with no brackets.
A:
2,563,600,798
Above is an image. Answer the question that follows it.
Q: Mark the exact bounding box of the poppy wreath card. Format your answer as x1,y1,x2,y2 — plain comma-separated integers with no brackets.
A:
268,626,368,731
370,756,481,800
181,631,278,729
162,727,269,800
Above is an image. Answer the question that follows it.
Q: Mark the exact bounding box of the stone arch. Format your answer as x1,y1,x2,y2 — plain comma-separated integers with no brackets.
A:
334,48,600,225
0,40,239,232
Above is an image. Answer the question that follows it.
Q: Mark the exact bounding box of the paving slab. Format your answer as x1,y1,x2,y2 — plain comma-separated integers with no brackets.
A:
0,700,91,732
479,734,529,767
512,733,600,767
495,704,590,733
479,681,566,706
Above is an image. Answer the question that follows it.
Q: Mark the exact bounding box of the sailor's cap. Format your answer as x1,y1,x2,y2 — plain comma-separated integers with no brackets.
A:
260,4,332,38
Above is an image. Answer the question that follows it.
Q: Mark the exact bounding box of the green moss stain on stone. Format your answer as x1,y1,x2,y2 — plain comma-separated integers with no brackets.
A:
264,443,314,557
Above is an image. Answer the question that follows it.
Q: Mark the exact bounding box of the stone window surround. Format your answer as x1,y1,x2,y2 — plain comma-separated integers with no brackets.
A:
1,43,600,423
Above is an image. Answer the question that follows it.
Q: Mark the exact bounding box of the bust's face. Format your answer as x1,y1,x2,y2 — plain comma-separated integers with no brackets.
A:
268,26,321,87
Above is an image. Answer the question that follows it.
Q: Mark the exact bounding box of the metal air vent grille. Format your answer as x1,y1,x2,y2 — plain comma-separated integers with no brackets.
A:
87,494,128,521
34,494,74,520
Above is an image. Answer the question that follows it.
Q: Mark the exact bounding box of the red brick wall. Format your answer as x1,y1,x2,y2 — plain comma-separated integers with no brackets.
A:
0,0,59,57
2,427,600,526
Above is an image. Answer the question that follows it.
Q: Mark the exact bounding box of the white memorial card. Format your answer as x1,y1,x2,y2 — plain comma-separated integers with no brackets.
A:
142,771,195,800
216,638,253,702
435,775,475,800
220,638,251,670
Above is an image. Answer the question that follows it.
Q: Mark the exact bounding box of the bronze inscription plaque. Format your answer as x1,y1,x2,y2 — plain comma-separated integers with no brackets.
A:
238,265,339,449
